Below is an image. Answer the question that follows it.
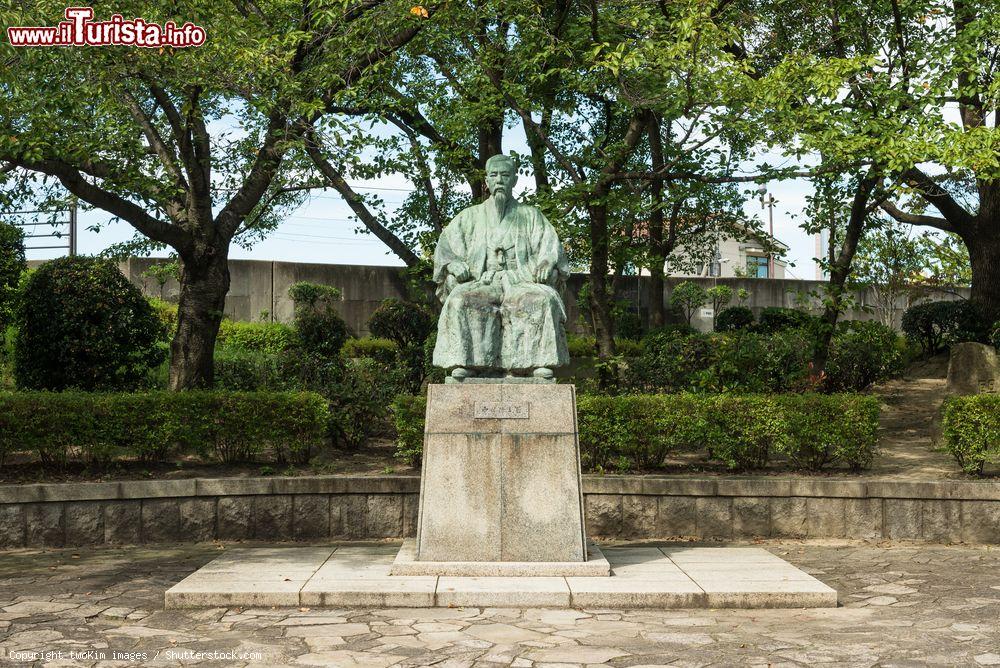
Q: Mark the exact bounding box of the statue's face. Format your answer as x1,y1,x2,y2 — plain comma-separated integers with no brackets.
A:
486,163,516,197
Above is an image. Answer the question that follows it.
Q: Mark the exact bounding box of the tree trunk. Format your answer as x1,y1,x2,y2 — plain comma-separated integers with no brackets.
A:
968,228,1000,324
647,114,666,329
813,174,878,374
648,261,665,329
587,200,616,390
168,250,231,390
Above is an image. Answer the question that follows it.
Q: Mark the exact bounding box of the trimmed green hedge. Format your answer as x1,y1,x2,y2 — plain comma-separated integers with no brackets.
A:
941,394,1000,475
392,394,427,467
392,392,880,473
217,320,298,355
0,391,328,466
342,337,398,362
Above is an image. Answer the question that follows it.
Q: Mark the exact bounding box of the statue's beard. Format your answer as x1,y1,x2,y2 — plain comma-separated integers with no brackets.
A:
491,188,510,217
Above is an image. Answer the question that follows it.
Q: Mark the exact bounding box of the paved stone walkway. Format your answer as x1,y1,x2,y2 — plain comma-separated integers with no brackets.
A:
871,352,959,479
1,540,998,666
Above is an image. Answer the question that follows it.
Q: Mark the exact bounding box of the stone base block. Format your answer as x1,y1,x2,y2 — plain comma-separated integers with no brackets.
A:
389,539,610,577
165,544,837,610
416,383,587,563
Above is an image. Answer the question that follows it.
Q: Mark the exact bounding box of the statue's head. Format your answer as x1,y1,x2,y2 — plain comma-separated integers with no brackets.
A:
485,154,518,198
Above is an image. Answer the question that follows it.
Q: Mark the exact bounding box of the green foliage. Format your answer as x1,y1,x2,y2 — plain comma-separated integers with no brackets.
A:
342,337,399,363
566,334,642,358
669,281,708,325
706,285,733,329
824,321,903,392
705,395,784,470
368,299,434,348
289,282,348,359
0,391,328,467
0,222,25,331
941,395,1000,475
756,307,817,333
577,394,709,471
390,392,878,474
279,351,407,450
213,348,285,391
368,299,435,392
704,330,817,393
777,393,880,471
148,298,178,341
422,331,448,385
901,300,992,355
392,394,427,467
14,257,165,391
625,325,900,394
567,334,597,358
611,300,644,340
992,322,1000,351
211,344,408,451
288,282,343,304
217,319,297,355
625,329,715,393
141,260,180,288
715,306,755,332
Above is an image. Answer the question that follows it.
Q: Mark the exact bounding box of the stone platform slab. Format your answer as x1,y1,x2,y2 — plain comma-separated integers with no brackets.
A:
165,544,837,609
389,539,610,577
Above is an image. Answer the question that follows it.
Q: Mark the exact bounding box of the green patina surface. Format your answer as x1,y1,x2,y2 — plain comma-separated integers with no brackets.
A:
432,155,570,378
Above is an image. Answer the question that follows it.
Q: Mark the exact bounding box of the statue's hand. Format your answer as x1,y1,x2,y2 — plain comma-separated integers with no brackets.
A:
534,261,552,284
450,261,472,283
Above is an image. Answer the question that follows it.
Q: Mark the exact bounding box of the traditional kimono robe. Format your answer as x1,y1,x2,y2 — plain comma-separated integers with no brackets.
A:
432,197,571,372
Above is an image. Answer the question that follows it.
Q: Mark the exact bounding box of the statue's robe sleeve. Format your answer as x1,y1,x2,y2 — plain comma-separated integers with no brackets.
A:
511,205,569,290
432,208,488,303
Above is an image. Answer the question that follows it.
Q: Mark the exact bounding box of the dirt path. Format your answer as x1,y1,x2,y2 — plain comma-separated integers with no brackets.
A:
870,353,961,478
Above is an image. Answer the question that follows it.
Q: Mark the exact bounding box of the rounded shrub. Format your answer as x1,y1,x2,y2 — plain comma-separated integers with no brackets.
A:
14,256,166,390
288,282,348,358
715,306,754,332
704,329,814,393
368,299,434,348
756,307,816,333
0,222,26,331
624,328,713,392
368,299,434,392
825,320,902,391
901,299,991,354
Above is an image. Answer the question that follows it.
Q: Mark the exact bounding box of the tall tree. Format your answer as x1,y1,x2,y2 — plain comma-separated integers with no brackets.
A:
0,0,431,388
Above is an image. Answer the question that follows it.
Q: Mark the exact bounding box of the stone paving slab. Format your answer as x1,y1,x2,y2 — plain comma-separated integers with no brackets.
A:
164,543,837,609
3,540,1000,666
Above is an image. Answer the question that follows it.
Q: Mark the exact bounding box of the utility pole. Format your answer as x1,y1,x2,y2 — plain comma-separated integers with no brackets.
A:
756,185,776,278
69,197,78,256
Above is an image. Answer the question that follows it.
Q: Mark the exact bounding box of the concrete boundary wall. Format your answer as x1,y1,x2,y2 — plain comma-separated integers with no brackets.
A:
1,476,998,548
107,257,969,334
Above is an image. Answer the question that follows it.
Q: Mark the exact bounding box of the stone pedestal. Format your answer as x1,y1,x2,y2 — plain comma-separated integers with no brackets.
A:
414,383,587,564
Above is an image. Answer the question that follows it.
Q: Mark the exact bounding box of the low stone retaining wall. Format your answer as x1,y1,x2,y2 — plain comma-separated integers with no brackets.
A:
1,476,998,548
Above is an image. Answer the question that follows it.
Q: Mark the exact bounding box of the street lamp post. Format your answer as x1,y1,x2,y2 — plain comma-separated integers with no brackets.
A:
756,184,775,278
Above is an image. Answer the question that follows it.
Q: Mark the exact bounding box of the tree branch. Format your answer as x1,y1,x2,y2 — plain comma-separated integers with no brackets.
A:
304,129,420,267
11,157,188,249
120,90,189,192
880,201,957,233
902,167,975,232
